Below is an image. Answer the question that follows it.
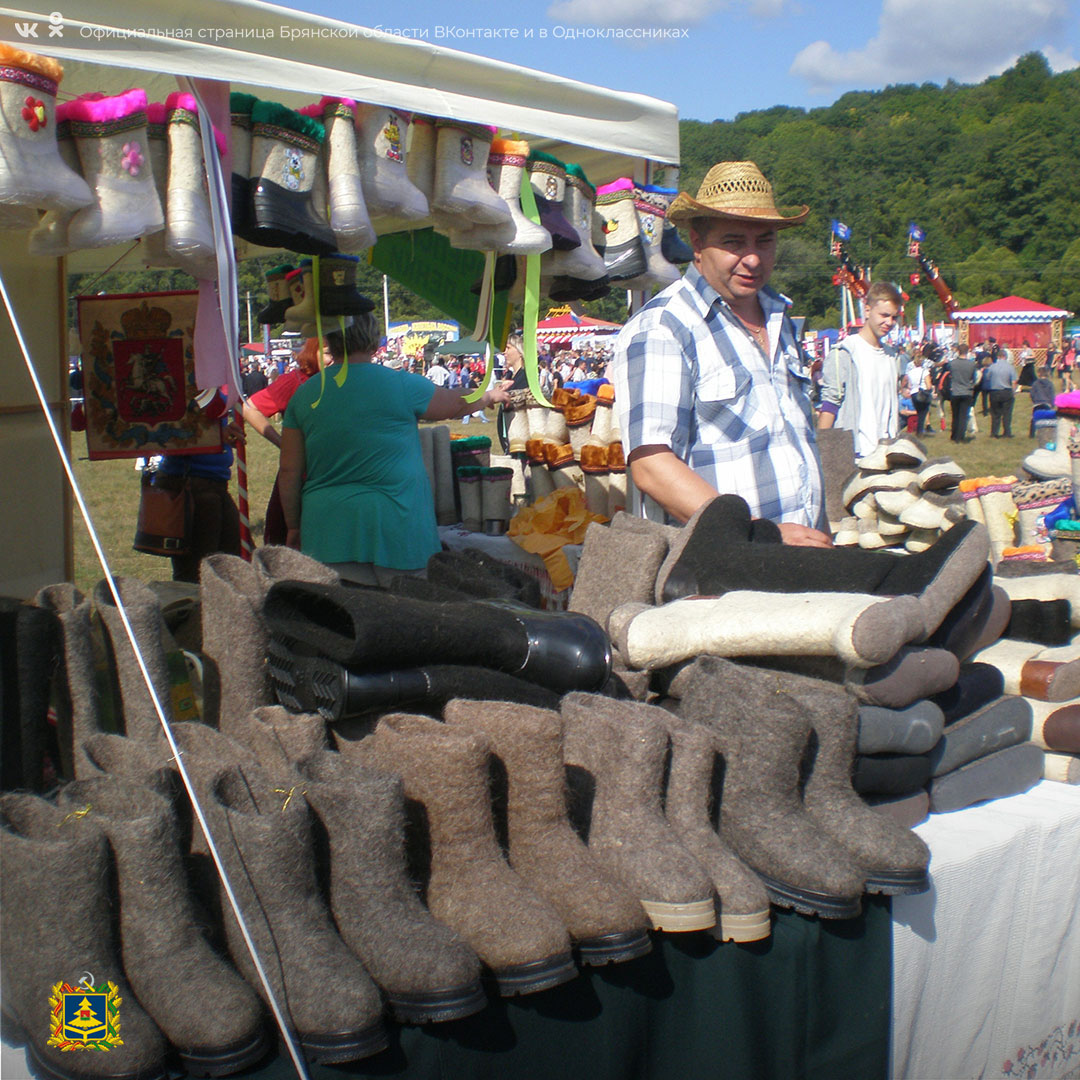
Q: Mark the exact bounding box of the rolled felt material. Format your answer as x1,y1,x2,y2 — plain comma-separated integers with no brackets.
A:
927,743,1044,813
929,662,1006,723
857,701,946,756
927,695,1033,777
1042,751,1080,783
996,573,1080,626
1026,699,1080,752
852,752,933,797
972,638,1080,701
1005,598,1073,646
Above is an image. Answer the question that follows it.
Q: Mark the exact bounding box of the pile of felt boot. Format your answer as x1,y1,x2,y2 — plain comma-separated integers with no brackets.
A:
567,492,1055,814
503,383,627,517
832,435,969,554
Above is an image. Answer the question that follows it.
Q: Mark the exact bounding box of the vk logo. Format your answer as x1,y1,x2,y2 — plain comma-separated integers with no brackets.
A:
14,21,38,36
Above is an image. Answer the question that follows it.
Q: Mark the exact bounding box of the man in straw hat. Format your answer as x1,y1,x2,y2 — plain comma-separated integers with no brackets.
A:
610,161,831,546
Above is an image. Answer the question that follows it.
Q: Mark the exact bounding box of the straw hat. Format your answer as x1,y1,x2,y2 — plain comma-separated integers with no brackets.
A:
667,161,809,229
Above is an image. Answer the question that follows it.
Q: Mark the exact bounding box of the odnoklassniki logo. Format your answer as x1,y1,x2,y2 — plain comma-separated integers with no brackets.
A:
48,973,122,1052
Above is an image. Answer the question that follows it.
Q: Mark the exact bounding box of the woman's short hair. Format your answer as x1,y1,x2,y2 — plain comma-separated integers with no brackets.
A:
505,332,523,354
325,313,380,359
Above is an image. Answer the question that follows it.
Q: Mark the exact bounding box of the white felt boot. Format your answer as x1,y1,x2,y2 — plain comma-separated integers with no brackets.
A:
977,481,1018,565
354,103,428,226
480,467,514,534
609,591,925,671
543,163,607,281
27,107,86,256
1023,416,1078,479
138,102,174,268
66,89,164,249
430,120,510,226
0,44,92,211
369,112,436,236
164,92,221,276
309,97,374,252
451,138,550,254
458,469,482,532
621,188,681,291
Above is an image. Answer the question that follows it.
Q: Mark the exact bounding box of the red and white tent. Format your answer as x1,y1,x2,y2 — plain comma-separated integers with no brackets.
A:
953,295,1074,351
535,309,622,344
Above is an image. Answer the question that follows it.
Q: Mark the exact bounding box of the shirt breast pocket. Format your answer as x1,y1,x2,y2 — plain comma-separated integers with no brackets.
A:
695,365,755,440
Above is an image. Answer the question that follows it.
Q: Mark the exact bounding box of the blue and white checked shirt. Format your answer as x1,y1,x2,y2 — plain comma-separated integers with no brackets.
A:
611,264,826,527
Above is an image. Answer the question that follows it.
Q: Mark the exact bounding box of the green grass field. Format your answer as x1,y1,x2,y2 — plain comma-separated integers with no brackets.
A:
70,393,1045,595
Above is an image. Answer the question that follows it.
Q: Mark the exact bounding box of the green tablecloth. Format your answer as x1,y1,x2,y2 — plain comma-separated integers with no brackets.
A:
254,897,891,1080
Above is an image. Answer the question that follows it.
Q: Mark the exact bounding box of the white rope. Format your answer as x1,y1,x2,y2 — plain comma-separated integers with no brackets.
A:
0,270,310,1080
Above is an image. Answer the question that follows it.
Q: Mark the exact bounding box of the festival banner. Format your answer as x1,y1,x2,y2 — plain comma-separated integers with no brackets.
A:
76,291,223,461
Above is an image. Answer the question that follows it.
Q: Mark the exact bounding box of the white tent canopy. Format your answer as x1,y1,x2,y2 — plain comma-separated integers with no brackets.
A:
0,0,680,596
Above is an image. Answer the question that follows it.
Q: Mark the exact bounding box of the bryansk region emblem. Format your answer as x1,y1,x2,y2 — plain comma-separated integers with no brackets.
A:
49,973,122,1052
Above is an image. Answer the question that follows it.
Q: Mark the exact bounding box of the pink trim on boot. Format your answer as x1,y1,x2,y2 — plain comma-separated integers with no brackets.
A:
63,88,148,123
597,177,634,195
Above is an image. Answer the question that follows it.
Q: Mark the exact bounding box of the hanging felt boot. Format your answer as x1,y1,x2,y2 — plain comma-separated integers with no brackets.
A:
0,792,169,1080
295,751,487,1022
0,44,93,210
138,101,175,268
594,178,647,282
545,162,608,287
430,119,510,226
56,777,270,1076
444,699,652,965
451,137,551,254
228,92,256,237
164,92,225,277
66,89,164,249
560,692,716,931
307,97,374,252
255,263,294,325
346,713,578,995
248,100,335,255
669,656,866,919
643,184,693,264
659,712,773,942
526,149,579,249
281,266,307,332
204,764,388,1064
785,674,932,894
26,103,85,256
313,252,376,318
354,103,429,225
92,577,177,739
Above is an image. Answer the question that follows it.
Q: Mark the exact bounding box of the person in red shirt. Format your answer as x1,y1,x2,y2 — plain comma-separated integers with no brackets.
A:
241,337,328,545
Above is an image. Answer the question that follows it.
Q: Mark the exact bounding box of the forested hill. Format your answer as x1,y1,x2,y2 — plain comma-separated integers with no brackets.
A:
679,52,1080,327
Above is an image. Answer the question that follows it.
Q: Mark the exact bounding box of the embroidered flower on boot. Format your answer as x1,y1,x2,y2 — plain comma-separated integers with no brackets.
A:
21,96,46,132
121,142,144,176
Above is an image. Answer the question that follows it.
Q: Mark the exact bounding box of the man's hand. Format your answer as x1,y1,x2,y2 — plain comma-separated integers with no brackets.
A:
778,522,834,548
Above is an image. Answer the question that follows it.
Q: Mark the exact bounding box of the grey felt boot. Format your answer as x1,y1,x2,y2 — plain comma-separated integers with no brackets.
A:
790,676,932,895
82,732,179,799
206,764,388,1064
569,520,669,634
92,577,176,738
443,699,652,964
659,712,773,942
0,793,168,1080
33,584,100,779
56,778,269,1076
251,545,340,591
295,751,487,1023
560,693,717,932
670,657,866,919
199,555,272,737
229,705,327,773
344,713,578,996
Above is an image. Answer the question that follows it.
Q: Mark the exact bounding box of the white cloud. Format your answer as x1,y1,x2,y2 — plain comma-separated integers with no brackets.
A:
790,0,1075,92
1041,43,1080,71
546,0,790,27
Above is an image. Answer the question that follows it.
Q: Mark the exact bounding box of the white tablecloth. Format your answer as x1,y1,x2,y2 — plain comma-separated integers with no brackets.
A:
891,780,1080,1079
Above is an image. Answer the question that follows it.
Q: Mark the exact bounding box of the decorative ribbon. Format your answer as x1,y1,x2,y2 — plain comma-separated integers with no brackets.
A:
517,169,551,408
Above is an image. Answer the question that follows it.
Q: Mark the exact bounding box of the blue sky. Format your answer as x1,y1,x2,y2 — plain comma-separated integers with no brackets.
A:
272,0,1080,121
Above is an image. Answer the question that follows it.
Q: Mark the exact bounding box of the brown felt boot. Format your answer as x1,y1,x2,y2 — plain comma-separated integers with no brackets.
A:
251,545,340,590
56,777,270,1076
0,792,168,1080
560,693,717,932
443,699,652,965
92,577,176,738
670,656,866,919
295,751,487,1023
660,713,773,942
229,705,327,772
206,764,388,1064
344,712,578,996
199,555,273,735
785,674,932,895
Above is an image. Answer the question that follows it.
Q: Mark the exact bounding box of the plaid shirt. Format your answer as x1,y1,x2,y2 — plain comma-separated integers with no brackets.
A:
611,265,825,526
